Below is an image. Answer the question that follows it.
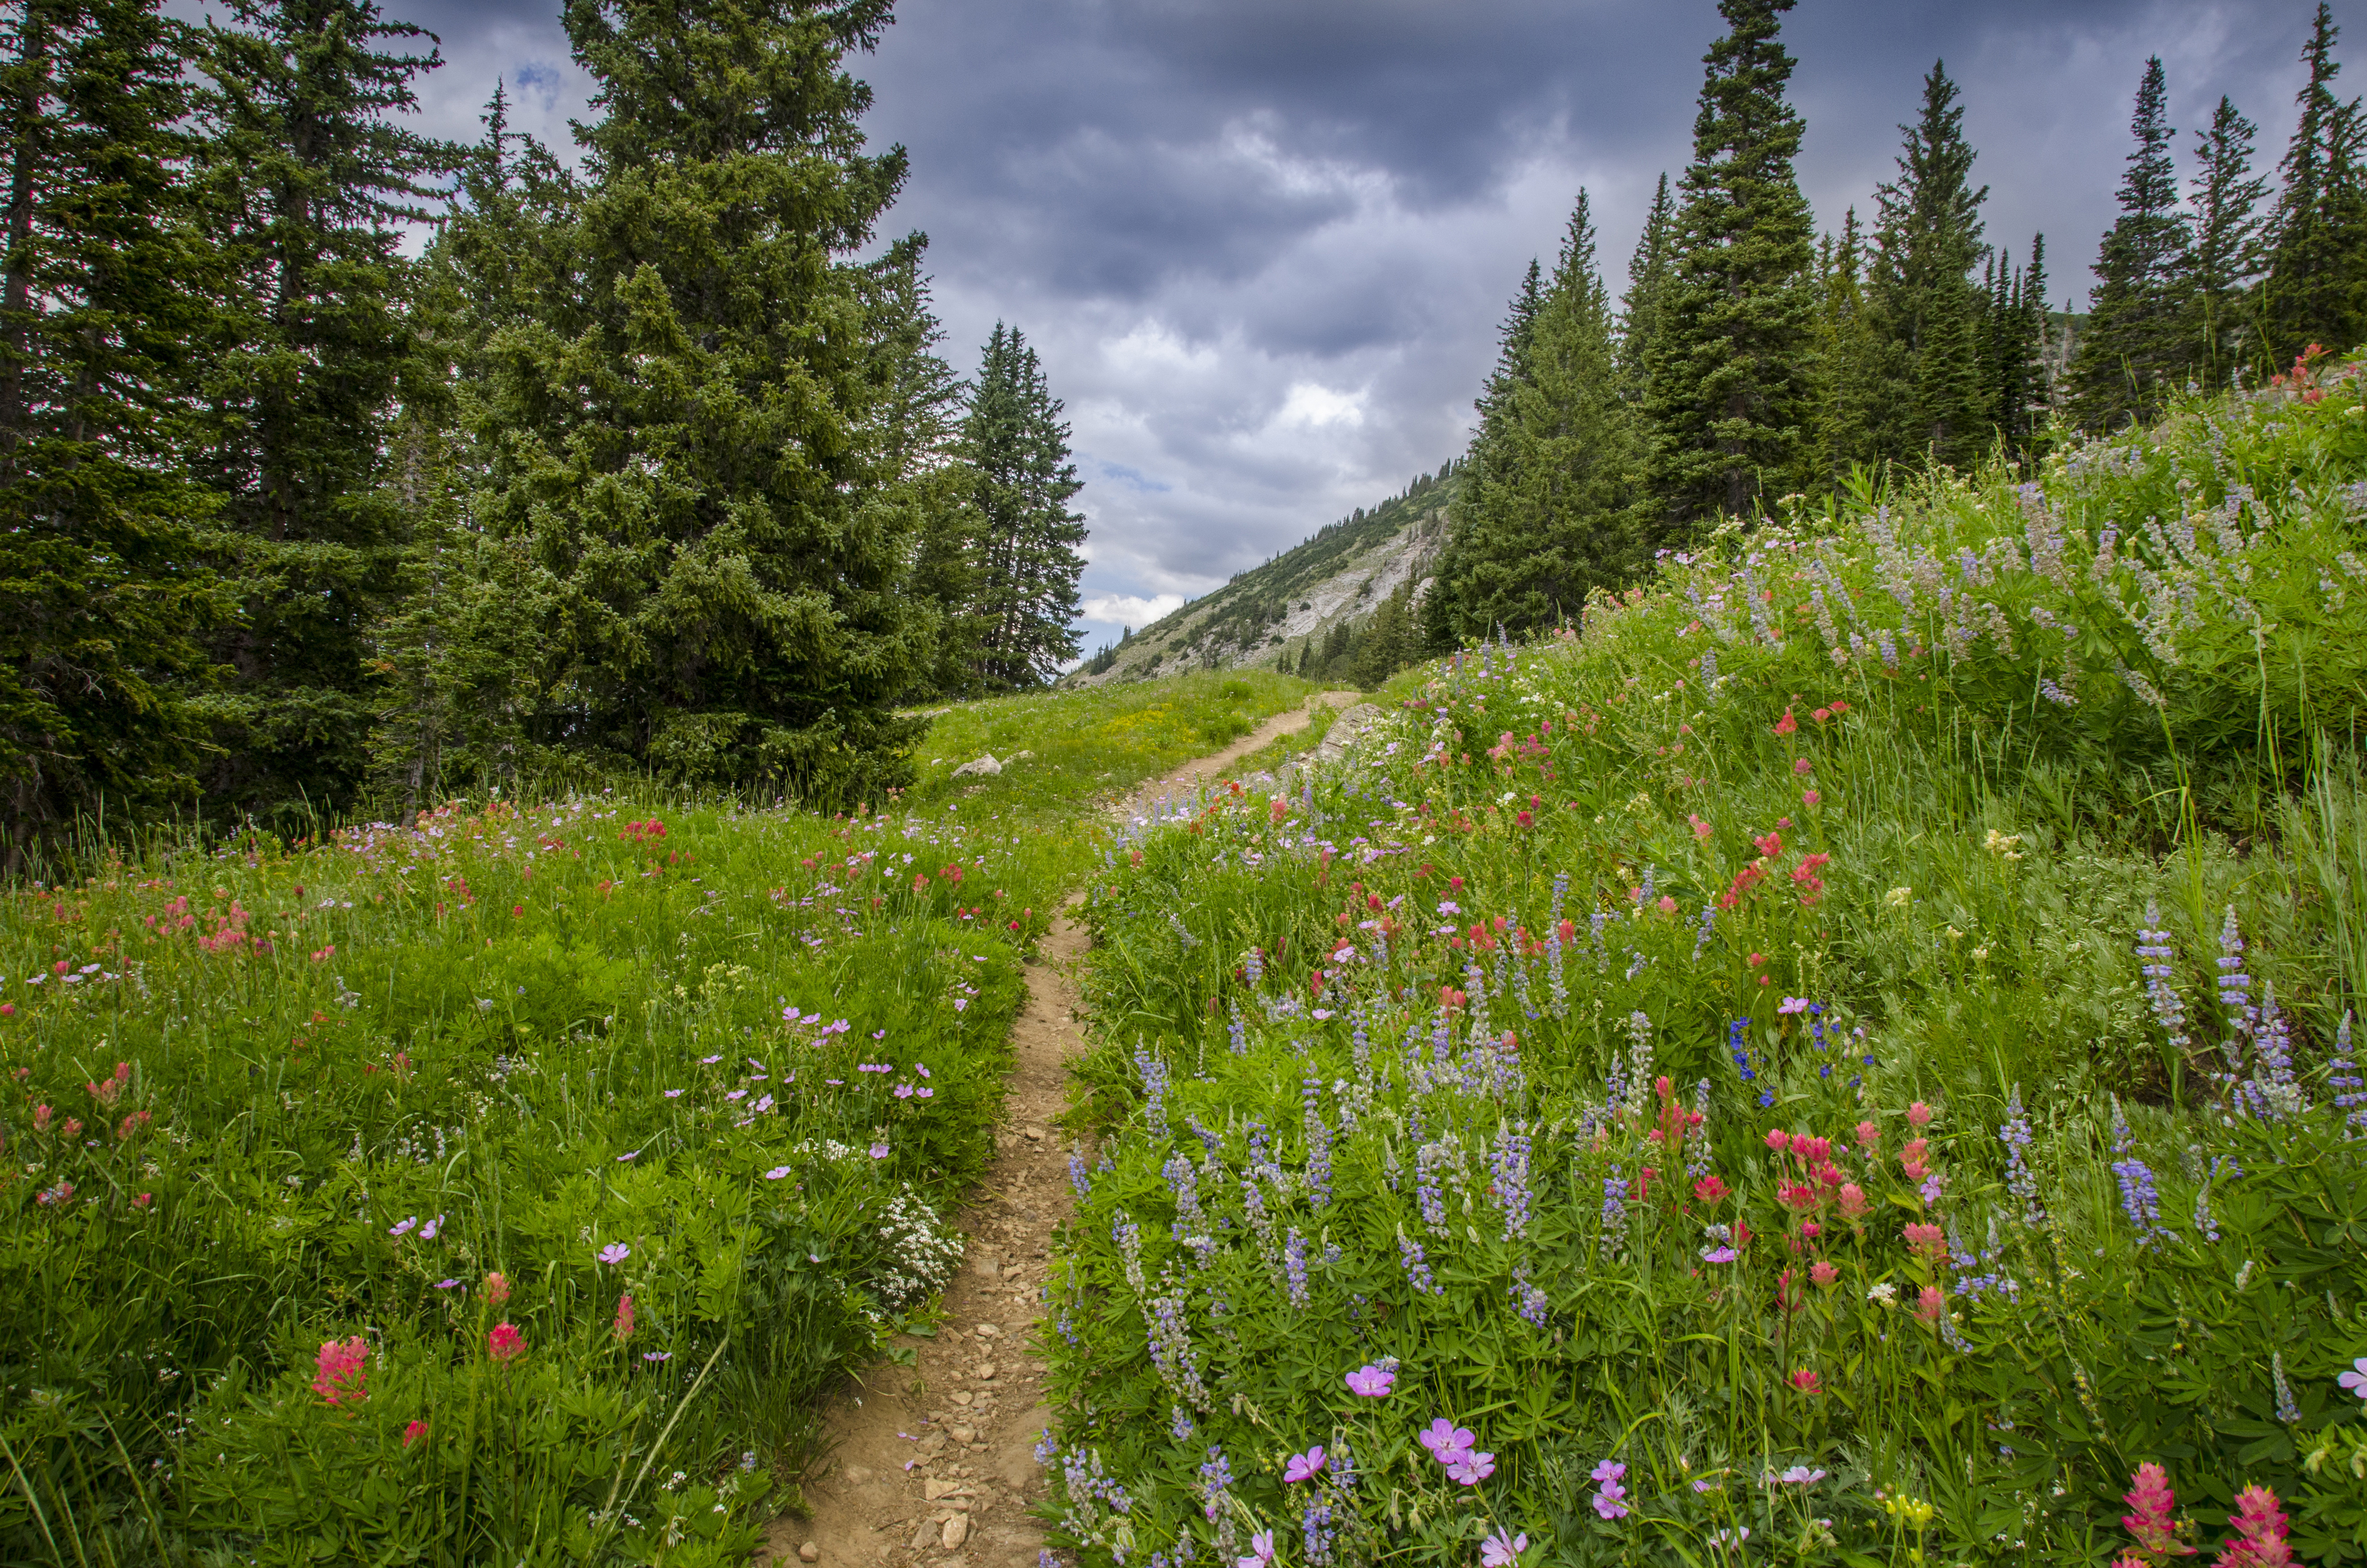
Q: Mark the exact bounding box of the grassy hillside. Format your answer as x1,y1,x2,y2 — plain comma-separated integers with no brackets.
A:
1075,466,1458,683
1041,371,2367,1565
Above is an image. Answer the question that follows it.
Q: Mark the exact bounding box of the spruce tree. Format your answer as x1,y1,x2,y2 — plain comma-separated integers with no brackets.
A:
868,238,978,698
2184,96,2270,387
1616,174,1674,401
1869,61,1990,468
1425,259,1540,650
1641,0,1818,539
1804,209,1888,490
1430,192,1644,640
2259,4,2363,367
964,323,1086,690
0,0,218,864
472,0,936,803
187,0,459,826
2068,58,2194,431
1980,233,2051,459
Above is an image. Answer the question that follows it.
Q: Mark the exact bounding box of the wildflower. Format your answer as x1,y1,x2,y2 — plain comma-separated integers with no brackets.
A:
1773,710,1798,736
1345,1363,1396,1397
1802,789,1820,806
1694,1173,1731,1204
597,1242,630,1265
1480,1527,1530,1567
2341,1358,2367,1401
402,1420,427,1448
1885,887,1912,907
1906,1101,1932,1127
1915,1286,1945,1322
1867,1282,1897,1306
311,1336,369,1406
1445,1449,1496,1486
389,1216,419,1238
2220,1485,2292,1567
488,1323,524,1362
1810,1260,1839,1287
765,1166,793,1180
1788,1368,1822,1395
1591,1459,1629,1519
1777,1466,1827,1485
1236,1529,1277,1568
1418,1419,1475,1460
612,1294,635,1342
869,1142,890,1159
1838,1183,1871,1222
1283,1446,1327,1482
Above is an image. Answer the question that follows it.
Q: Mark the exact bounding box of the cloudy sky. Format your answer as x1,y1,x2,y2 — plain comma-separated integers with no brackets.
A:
379,0,2357,640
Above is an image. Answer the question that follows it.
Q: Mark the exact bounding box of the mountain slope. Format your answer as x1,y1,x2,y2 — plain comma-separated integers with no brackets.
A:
1068,463,1458,683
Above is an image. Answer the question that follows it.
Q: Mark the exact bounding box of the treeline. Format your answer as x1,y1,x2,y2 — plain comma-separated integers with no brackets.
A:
1425,0,2367,646
0,0,1084,863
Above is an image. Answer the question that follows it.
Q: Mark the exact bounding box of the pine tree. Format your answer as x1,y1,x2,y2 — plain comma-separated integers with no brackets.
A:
1978,234,2051,460
1425,260,1540,650
472,0,936,804
1804,209,1888,488
186,0,459,827
2184,96,2270,387
964,323,1086,690
867,238,978,698
1430,192,1644,640
1869,61,1991,468
0,0,218,865
1641,0,1818,539
2259,5,2363,367
1616,173,1675,401
2068,58,2194,431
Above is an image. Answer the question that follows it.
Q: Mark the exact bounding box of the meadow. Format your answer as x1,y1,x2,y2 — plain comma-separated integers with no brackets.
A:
0,666,1317,1566
1040,366,2367,1566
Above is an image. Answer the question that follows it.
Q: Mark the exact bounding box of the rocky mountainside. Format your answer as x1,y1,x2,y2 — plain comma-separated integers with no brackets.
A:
1068,463,1458,684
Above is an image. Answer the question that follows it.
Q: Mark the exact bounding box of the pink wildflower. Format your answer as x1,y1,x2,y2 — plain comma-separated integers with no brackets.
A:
402,1420,428,1449
1906,1101,1933,1127
1788,1368,1822,1395
1916,1286,1945,1322
311,1336,369,1406
2216,1485,2292,1566
612,1294,635,1342
485,1271,510,1308
1810,1260,1840,1288
1903,1222,1946,1259
488,1322,523,1362
2119,1462,2191,1558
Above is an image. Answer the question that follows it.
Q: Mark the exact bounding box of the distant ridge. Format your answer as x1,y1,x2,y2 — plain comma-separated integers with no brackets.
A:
1067,462,1458,684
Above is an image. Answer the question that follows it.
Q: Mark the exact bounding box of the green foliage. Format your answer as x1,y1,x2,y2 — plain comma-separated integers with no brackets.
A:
0,789,1076,1562
1868,62,1991,470
0,0,220,870
1037,376,2367,1566
2259,4,2367,369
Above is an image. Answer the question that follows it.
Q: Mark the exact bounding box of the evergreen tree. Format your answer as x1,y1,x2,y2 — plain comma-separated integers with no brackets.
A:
1424,259,1539,650
1616,173,1675,401
0,0,218,864
1978,233,2051,459
1430,192,1644,640
187,0,459,827
2068,58,2194,431
867,238,977,698
471,0,936,804
2259,4,2363,366
964,322,1086,690
2183,95,2270,388
1804,209,1887,489
1641,0,1818,539
1869,61,1990,468
366,85,566,812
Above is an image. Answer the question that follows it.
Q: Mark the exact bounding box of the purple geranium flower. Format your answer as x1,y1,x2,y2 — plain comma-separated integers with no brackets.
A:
597,1242,629,1265
2343,1358,2367,1401
1345,1364,1395,1397
1418,1418,1474,1460
1283,1446,1326,1483
1480,1528,1530,1567
1235,1529,1276,1567
1445,1449,1496,1486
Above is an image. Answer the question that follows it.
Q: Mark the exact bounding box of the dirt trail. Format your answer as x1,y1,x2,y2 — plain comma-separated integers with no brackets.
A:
768,692,1358,1568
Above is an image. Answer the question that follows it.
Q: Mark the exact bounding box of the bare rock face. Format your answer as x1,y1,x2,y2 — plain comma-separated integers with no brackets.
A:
1310,703,1385,767
950,755,1001,777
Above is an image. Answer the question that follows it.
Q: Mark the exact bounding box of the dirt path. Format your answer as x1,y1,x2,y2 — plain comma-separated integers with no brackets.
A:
767,693,1358,1568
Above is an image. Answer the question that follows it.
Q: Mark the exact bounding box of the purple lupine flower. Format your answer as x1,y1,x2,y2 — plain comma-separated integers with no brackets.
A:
1068,1149,1091,1197
2112,1155,2169,1248
1301,1498,1335,1566
1512,1271,1549,1326
1285,1228,1310,1308
1147,1293,1210,1410
1491,1122,1533,1241
1998,1087,2041,1223
1227,1002,1248,1056
2329,1011,2366,1137
1196,1447,1234,1522
1170,1406,1195,1441
2136,904,2192,1055
1303,1078,1334,1208
1134,1043,1171,1132
1600,1167,1629,1251
1397,1227,1441,1296
1414,1143,1448,1233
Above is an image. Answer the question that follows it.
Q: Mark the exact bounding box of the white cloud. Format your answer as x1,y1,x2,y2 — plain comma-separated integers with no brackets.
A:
1275,381,1368,429
1080,592,1186,629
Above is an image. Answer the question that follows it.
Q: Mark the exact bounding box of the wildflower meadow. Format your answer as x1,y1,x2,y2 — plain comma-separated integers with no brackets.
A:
0,667,1316,1565
1040,366,2367,1565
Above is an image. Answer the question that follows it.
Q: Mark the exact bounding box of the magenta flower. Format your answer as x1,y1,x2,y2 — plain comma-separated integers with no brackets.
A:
1590,1460,1626,1485
1283,1446,1326,1483
869,1143,890,1159
1591,1483,1628,1520
597,1242,629,1265
2342,1357,2367,1401
764,1166,792,1180
1344,1364,1395,1397
387,1216,418,1238
311,1336,369,1406
1418,1418,1475,1459
1480,1528,1529,1567
1235,1529,1276,1567
1445,1449,1497,1486
487,1322,523,1362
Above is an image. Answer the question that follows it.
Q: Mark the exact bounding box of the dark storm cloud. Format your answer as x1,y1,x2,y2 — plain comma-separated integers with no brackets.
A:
353,0,2363,634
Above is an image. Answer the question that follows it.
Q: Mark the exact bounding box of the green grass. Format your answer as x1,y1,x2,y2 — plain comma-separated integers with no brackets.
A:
1037,374,2367,1566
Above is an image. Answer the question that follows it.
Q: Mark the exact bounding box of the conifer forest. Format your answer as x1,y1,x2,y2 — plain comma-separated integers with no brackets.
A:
7,1,2367,1566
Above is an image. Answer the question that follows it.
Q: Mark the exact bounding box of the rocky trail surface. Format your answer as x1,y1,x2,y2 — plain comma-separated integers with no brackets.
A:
766,693,1360,1568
